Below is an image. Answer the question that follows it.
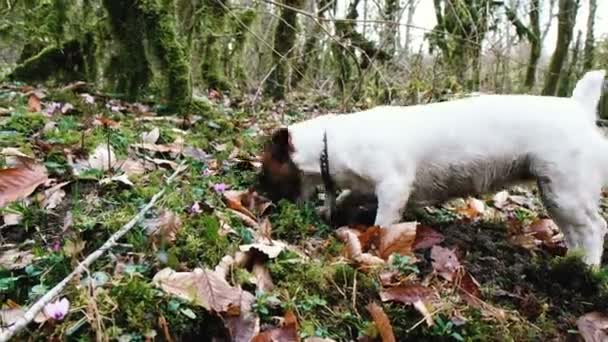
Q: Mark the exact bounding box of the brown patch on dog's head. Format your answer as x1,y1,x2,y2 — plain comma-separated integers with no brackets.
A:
256,128,302,203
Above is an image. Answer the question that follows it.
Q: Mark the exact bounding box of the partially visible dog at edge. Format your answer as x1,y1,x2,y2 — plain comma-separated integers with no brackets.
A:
256,69,608,267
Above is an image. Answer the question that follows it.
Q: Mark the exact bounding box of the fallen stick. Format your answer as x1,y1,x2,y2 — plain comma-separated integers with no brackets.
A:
0,163,187,342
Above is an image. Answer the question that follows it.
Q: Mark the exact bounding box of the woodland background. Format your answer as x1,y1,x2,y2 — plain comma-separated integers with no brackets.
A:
1,0,608,341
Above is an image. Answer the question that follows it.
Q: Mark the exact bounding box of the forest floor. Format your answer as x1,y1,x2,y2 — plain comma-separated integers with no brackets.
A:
1,82,608,341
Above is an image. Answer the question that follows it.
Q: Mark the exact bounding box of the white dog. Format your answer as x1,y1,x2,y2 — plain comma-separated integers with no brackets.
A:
257,70,607,266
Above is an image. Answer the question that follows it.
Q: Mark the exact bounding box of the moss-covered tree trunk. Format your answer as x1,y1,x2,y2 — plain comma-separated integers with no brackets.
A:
557,30,582,97
103,0,151,100
542,0,579,96
582,0,596,71
382,0,399,56
524,0,541,89
104,0,192,111
264,0,304,100
199,0,231,91
140,0,192,111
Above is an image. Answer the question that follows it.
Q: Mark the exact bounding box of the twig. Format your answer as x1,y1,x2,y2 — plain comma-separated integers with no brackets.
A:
0,162,187,342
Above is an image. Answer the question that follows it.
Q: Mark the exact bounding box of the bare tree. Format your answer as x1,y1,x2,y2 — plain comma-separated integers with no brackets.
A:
541,0,579,96
582,0,597,71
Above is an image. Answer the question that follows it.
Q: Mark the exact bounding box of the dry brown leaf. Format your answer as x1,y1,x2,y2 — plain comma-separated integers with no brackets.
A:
41,181,70,210
430,245,461,282
119,158,154,176
303,338,337,342
456,271,483,307
252,260,274,293
577,311,608,342
0,163,48,207
379,284,434,304
529,219,558,242
251,310,299,342
336,227,385,266
457,197,485,220
69,144,116,175
2,212,22,227
413,225,445,250
27,93,41,112
379,284,435,327
0,248,35,270
366,302,396,342
0,307,25,332
228,208,260,228
223,190,257,221
145,157,178,170
100,174,134,187
144,210,182,246
239,241,287,259
223,290,260,342
152,267,242,312
141,127,160,144
378,222,417,259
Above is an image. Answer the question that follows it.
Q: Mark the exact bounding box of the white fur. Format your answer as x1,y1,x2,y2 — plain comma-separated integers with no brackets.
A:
286,70,607,266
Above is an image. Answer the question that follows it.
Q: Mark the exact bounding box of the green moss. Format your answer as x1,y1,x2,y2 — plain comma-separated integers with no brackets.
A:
139,0,192,112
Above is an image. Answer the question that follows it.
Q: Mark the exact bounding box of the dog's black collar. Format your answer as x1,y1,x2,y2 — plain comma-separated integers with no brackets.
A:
320,131,336,225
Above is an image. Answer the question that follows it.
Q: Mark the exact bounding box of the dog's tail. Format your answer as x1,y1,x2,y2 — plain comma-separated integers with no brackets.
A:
571,69,606,123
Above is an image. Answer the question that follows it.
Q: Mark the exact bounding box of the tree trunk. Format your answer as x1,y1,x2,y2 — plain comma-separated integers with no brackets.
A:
541,0,579,96
382,0,399,56
103,0,151,100
199,0,231,91
140,0,192,111
403,0,419,58
582,0,596,71
557,29,582,97
264,0,304,100
524,0,541,89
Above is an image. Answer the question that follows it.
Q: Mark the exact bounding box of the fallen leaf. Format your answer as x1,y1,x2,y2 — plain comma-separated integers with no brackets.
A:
119,158,152,176
379,284,434,304
366,302,396,342
141,127,160,144
145,157,178,170
251,310,299,342
378,222,417,259
336,227,385,266
27,93,41,112
223,190,257,221
577,311,608,342
63,239,86,257
0,162,48,207
492,190,510,209
0,248,35,270
69,144,116,175
239,241,287,259
379,284,435,327
413,225,444,250
456,271,482,307
457,197,485,220
430,245,461,282
144,210,183,246
2,212,22,227
182,146,209,161
223,290,260,342
529,219,558,242
252,261,274,293
0,307,24,331
152,267,242,312
41,181,70,210
100,174,134,187
303,338,337,342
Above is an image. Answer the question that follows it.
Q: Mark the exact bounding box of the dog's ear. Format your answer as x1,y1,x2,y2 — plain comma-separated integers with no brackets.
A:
267,127,294,161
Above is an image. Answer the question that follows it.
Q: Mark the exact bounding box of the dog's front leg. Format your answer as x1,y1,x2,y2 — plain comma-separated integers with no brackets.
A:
374,177,412,228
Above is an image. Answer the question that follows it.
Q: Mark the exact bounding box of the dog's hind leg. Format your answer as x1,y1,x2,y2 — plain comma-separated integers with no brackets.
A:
538,175,607,266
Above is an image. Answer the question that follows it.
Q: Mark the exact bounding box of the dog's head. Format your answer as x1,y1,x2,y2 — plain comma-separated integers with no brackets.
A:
256,127,302,203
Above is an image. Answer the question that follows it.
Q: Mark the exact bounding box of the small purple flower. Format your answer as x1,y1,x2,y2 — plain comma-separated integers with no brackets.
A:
52,241,61,252
213,183,227,193
203,168,214,176
44,102,61,116
190,201,202,214
81,93,95,105
43,298,70,321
